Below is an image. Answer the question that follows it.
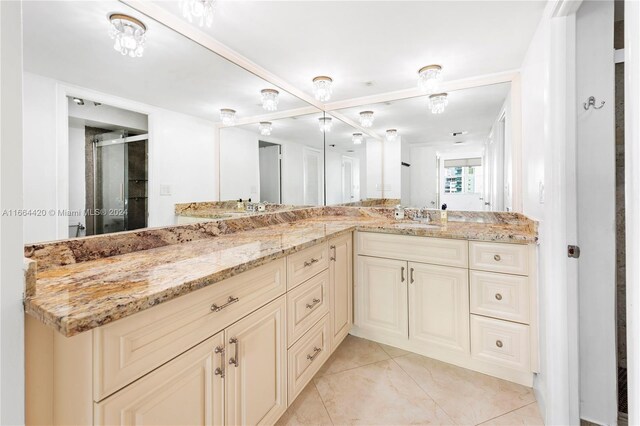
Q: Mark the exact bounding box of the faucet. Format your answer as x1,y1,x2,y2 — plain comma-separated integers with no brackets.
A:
414,207,431,222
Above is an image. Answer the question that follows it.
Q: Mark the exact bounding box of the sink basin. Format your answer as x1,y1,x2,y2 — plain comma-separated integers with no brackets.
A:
393,222,441,230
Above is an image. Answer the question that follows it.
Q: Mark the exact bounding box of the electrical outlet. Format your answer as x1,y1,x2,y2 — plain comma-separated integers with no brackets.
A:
538,181,545,204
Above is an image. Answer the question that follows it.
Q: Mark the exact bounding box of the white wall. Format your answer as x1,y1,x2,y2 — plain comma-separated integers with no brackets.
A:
219,127,260,201
400,139,411,205
68,101,147,132
366,139,383,199
410,145,438,208
383,137,401,199
68,122,85,234
326,150,343,205
0,1,25,424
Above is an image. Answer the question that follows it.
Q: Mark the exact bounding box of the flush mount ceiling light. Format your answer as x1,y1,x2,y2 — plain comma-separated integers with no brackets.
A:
180,0,216,28
258,122,273,136
260,89,279,112
359,111,374,128
428,93,448,114
219,108,237,125
352,133,365,145
108,13,146,58
318,117,333,132
418,65,443,93
72,97,85,105
385,129,398,142
312,76,333,102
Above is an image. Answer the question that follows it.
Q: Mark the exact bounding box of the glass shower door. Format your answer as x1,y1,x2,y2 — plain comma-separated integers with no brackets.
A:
94,131,127,235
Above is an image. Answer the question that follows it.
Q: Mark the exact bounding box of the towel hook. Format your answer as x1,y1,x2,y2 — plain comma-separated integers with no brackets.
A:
584,96,605,110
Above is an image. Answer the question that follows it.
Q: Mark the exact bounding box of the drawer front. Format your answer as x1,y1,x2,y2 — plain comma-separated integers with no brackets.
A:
287,314,331,404
287,243,329,290
470,315,530,372
469,241,529,275
470,271,530,324
93,259,286,401
357,232,468,268
287,270,330,347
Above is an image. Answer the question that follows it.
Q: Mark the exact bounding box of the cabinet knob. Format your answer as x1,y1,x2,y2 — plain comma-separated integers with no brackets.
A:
494,254,501,262
495,293,502,301
496,340,503,348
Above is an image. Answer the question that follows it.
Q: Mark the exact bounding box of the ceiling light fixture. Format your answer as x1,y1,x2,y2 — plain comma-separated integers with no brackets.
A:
385,129,398,142
72,97,85,105
180,0,216,28
258,122,273,136
312,76,333,102
428,93,448,114
318,117,333,132
418,64,443,93
352,133,365,145
359,111,374,128
219,108,237,125
260,89,279,112
108,14,146,58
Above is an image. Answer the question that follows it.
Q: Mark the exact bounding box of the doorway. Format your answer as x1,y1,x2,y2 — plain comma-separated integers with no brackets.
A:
259,141,281,204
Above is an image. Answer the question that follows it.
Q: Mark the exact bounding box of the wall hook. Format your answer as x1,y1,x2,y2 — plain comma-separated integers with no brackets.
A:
584,96,605,110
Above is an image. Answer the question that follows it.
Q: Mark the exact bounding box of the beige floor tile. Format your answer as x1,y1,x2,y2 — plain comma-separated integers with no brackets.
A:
276,382,333,426
315,335,389,377
480,402,544,425
395,354,535,425
314,359,455,425
378,342,411,358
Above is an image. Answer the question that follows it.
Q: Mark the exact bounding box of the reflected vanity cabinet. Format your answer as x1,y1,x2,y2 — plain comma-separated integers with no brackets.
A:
352,232,538,386
26,233,354,426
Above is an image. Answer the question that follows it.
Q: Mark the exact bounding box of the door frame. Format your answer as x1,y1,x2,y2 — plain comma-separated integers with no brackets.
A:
302,147,323,206
341,155,355,203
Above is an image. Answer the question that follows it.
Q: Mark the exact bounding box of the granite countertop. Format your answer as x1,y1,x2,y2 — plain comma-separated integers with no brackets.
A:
24,209,537,337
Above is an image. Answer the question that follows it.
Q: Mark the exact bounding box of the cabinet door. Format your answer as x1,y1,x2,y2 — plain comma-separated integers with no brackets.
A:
94,333,225,426
408,263,470,355
356,256,408,340
329,233,353,350
225,296,287,426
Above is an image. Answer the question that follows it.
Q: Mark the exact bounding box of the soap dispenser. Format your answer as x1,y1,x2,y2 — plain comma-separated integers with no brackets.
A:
440,203,448,224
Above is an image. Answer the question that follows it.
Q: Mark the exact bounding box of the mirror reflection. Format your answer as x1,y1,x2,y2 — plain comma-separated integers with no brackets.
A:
335,82,513,211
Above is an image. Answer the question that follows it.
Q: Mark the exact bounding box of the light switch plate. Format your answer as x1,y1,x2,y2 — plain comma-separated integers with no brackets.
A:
160,184,172,196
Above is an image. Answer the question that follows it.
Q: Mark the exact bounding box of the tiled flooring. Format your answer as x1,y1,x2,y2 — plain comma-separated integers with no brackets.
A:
277,335,543,426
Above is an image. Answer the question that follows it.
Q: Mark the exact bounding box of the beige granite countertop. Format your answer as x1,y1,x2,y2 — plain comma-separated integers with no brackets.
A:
24,210,537,337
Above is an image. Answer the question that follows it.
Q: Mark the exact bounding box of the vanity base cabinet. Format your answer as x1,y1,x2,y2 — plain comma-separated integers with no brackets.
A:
328,233,353,350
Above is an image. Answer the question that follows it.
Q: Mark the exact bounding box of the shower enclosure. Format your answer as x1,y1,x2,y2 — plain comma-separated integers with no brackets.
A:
93,131,148,235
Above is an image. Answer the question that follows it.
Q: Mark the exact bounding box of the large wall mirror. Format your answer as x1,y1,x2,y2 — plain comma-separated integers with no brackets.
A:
333,82,515,211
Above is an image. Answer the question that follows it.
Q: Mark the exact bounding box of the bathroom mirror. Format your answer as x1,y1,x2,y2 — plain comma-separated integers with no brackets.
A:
219,111,325,206
334,82,514,211
21,0,313,243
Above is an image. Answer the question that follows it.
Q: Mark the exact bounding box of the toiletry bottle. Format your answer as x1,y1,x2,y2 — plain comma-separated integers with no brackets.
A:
237,198,244,211
440,203,448,224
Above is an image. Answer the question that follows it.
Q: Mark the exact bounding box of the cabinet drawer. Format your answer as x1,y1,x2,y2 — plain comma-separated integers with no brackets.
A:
93,259,286,401
287,314,331,404
470,271,530,324
357,232,468,268
287,270,330,346
287,243,329,290
470,315,530,372
469,241,529,275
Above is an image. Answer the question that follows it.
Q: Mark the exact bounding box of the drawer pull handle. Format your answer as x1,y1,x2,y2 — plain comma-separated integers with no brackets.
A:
211,296,239,312
229,337,239,367
304,258,320,267
410,267,415,284
330,245,336,261
306,298,321,309
214,346,225,378
401,266,405,282
495,293,503,301
494,254,501,262
496,340,503,348
307,347,322,362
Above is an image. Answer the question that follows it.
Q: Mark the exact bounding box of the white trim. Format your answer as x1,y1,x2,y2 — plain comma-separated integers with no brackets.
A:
510,74,523,212
615,48,625,64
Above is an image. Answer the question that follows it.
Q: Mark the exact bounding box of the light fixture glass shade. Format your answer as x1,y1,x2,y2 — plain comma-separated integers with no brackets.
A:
352,133,365,145
180,0,215,27
258,122,273,136
318,117,333,132
359,111,374,128
220,108,237,125
260,89,279,111
428,93,448,114
418,65,443,93
385,129,398,142
108,14,146,58
312,76,333,102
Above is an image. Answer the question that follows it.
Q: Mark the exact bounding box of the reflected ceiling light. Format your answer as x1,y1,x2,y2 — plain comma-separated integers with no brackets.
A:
358,111,374,128
428,93,448,114
258,122,273,136
72,97,85,105
385,129,398,142
260,89,279,111
418,64,443,93
318,117,333,132
180,0,215,28
219,108,237,125
108,14,146,58
312,76,333,102
352,133,365,145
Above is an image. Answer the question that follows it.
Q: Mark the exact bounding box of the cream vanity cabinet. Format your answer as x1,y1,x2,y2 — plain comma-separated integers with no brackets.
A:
353,231,537,386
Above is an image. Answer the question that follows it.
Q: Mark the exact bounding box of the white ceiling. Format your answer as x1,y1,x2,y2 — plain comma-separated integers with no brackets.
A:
22,1,311,122
153,1,545,101
336,82,510,147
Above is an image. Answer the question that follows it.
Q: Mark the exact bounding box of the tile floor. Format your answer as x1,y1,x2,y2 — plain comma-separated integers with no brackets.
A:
277,335,544,426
